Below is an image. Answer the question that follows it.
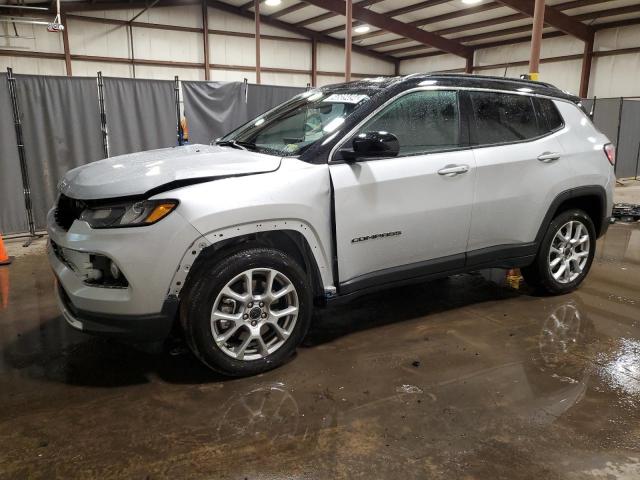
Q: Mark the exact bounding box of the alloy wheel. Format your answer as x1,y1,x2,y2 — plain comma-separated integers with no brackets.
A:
210,268,299,361
548,220,591,284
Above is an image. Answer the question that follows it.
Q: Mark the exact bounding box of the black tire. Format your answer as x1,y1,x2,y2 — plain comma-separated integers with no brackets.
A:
521,209,596,295
181,247,312,377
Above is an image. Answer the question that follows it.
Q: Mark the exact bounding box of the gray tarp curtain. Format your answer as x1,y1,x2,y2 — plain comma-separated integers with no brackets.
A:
103,77,176,157
617,99,640,178
183,81,305,145
182,81,246,145
0,73,28,234
15,74,104,230
589,98,640,179
592,98,622,165
246,83,307,120
1,74,177,234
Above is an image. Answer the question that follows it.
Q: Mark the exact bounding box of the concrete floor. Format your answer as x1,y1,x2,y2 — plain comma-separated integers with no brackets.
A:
614,179,640,204
0,224,639,480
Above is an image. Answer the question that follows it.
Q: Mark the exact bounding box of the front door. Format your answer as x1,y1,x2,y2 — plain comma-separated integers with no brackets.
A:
329,89,476,291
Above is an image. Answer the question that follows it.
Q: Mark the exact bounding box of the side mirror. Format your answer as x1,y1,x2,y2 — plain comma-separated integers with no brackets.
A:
339,131,400,161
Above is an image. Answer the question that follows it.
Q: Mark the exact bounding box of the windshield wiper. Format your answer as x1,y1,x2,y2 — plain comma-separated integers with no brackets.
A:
216,140,257,150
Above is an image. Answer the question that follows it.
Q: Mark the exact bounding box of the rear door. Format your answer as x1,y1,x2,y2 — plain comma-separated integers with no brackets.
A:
466,91,573,264
329,89,476,289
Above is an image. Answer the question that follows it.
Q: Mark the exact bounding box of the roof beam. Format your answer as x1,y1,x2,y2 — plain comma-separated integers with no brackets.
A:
355,2,503,42
398,14,640,61
459,3,640,44
269,1,309,19
303,0,472,58
206,0,394,63
367,0,611,52
495,0,591,40
61,0,198,12
319,0,450,35
296,0,382,27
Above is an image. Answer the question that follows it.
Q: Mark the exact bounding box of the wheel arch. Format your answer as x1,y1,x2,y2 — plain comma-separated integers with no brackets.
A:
173,225,330,306
536,185,608,243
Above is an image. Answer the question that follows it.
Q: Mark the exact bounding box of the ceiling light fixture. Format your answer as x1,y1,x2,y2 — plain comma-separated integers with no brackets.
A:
265,0,282,6
354,24,371,34
462,0,483,4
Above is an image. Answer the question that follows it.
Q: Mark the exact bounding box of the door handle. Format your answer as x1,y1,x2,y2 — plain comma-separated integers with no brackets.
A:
438,164,469,177
537,152,561,163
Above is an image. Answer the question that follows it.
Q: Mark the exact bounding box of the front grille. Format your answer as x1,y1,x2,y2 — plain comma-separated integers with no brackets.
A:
54,194,87,231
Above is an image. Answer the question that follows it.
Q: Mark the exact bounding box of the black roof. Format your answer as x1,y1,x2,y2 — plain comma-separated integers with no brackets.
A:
323,73,580,103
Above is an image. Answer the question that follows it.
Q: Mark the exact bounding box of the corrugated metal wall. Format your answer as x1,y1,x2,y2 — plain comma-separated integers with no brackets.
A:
400,25,640,98
0,5,394,87
2,5,639,96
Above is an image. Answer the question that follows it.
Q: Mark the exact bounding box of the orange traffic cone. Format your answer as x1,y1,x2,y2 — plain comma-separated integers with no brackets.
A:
0,233,13,266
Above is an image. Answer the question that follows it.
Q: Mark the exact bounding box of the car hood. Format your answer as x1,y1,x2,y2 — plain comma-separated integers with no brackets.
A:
58,144,282,200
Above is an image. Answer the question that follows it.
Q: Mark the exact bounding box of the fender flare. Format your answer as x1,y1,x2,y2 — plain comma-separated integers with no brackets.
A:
534,185,608,244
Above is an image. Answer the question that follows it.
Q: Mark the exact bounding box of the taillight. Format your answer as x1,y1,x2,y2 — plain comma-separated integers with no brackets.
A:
604,143,615,166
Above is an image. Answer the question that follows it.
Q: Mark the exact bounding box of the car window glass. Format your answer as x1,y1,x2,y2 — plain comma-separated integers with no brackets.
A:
221,91,369,157
356,90,460,156
469,91,544,144
537,98,564,132
252,103,350,148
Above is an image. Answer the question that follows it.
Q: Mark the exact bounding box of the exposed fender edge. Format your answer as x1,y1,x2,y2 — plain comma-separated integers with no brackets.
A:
167,219,335,298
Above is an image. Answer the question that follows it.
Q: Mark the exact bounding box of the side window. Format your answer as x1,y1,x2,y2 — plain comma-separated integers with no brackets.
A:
357,90,460,156
536,98,564,132
469,91,544,145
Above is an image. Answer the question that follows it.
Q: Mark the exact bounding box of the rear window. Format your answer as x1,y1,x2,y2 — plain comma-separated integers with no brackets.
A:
469,91,544,145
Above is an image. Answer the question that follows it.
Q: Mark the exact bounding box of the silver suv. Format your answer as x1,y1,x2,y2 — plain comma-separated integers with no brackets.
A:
48,74,615,376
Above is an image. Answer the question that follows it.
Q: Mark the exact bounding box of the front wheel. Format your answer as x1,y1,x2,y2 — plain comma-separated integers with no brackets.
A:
521,209,596,295
182,247,312,377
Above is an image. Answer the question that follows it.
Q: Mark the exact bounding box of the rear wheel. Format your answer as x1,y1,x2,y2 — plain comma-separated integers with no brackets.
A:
182,247,312,376
521,209,596,295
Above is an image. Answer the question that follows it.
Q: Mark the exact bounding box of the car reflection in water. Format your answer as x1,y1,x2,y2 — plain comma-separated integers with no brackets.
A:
213,299,596,465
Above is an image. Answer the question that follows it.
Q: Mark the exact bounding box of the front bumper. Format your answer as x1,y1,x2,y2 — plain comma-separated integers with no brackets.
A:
56,282,177,341
47,206,207,340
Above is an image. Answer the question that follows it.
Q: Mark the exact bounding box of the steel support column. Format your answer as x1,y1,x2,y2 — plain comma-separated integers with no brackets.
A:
202,0,210,80
579,32,594,98
528,0,545,80
61,13,72,76
345,0,352,82
254,0,261,84
311,38,318,86
465,54,473,74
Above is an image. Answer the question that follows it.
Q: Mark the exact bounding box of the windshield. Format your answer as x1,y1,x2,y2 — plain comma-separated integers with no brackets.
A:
218,90,370,157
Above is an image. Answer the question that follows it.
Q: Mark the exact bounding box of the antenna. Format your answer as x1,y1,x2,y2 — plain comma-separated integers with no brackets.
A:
589,96,597,120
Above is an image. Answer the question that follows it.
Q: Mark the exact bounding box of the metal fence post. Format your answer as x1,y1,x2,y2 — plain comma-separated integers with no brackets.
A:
174,75,182,146
6,67,38,245
97,71,109,158
614,97,623,177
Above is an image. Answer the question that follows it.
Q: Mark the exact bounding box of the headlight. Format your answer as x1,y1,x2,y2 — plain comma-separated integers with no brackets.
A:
79,199,178,229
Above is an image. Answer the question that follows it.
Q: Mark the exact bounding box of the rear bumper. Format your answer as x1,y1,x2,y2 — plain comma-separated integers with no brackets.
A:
56,282,178,341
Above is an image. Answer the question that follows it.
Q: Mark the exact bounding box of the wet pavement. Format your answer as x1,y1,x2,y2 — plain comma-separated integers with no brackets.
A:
0,224,639,479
